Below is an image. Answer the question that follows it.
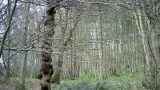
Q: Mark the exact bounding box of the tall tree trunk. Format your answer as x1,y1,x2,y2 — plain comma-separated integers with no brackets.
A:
141,0,160,89
37,0,61,90
6,0,11,79
52,10,80,83
51,9,69,84
0,0,18,79
19,0,30,89
0,0,18,57
134,4,154,89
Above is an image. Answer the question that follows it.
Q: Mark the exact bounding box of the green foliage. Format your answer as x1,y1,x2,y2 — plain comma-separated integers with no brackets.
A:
52,67,145,90
0,63,145,90
52,81,110,90
51,80,144,90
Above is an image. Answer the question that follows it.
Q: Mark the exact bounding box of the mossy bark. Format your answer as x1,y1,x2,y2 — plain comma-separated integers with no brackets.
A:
38,0,58,90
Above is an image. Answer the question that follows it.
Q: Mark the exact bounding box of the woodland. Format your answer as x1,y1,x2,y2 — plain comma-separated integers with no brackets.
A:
0,0,160,90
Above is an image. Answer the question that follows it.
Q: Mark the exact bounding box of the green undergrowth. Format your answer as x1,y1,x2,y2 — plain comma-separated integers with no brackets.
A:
0,64,145,90
0,74,144,90
62,70,144,84
54,71,145,90
52,81,144,90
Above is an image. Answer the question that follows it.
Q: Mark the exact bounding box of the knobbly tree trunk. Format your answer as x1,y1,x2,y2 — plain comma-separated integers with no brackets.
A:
37,0,61,90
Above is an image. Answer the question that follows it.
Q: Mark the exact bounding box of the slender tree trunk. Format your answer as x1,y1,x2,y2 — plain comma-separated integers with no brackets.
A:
0,0,18,58
140,0,160,89
98,6,104,79
145,20,160,90
19,1,30,89
134,5,154,89
6,0,11,79
51,9,68,84
0,0,18,79
52,10,81,83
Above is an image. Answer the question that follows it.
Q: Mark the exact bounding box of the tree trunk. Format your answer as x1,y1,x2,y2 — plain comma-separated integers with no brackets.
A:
0,0,18,79
38,0,60,90
6,0,11,79
141,0,160,89
52,9,81,83
51,9,68,84
0,0,18,58
19,0,30,89
134,4,154,89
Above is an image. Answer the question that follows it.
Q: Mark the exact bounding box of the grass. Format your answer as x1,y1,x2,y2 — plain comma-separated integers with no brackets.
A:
0,74,145,90
57,69,145,90
0,64,146,90
62,71,143,84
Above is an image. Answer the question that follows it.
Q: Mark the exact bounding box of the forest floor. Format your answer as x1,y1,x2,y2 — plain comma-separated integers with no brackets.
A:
0,79,40,90
0,80,147,90
0,75,148,90
0,71,147,90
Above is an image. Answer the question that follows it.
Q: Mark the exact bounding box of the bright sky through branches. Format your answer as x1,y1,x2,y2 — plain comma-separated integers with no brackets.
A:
2,0,7,5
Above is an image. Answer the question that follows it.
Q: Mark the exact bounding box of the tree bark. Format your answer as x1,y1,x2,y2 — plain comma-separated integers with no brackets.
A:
38,0,60,90
6,0,11,79
52,10,81,83
19,0,30,89
141,0,160,89
0,0,18,58
51,9,68,84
